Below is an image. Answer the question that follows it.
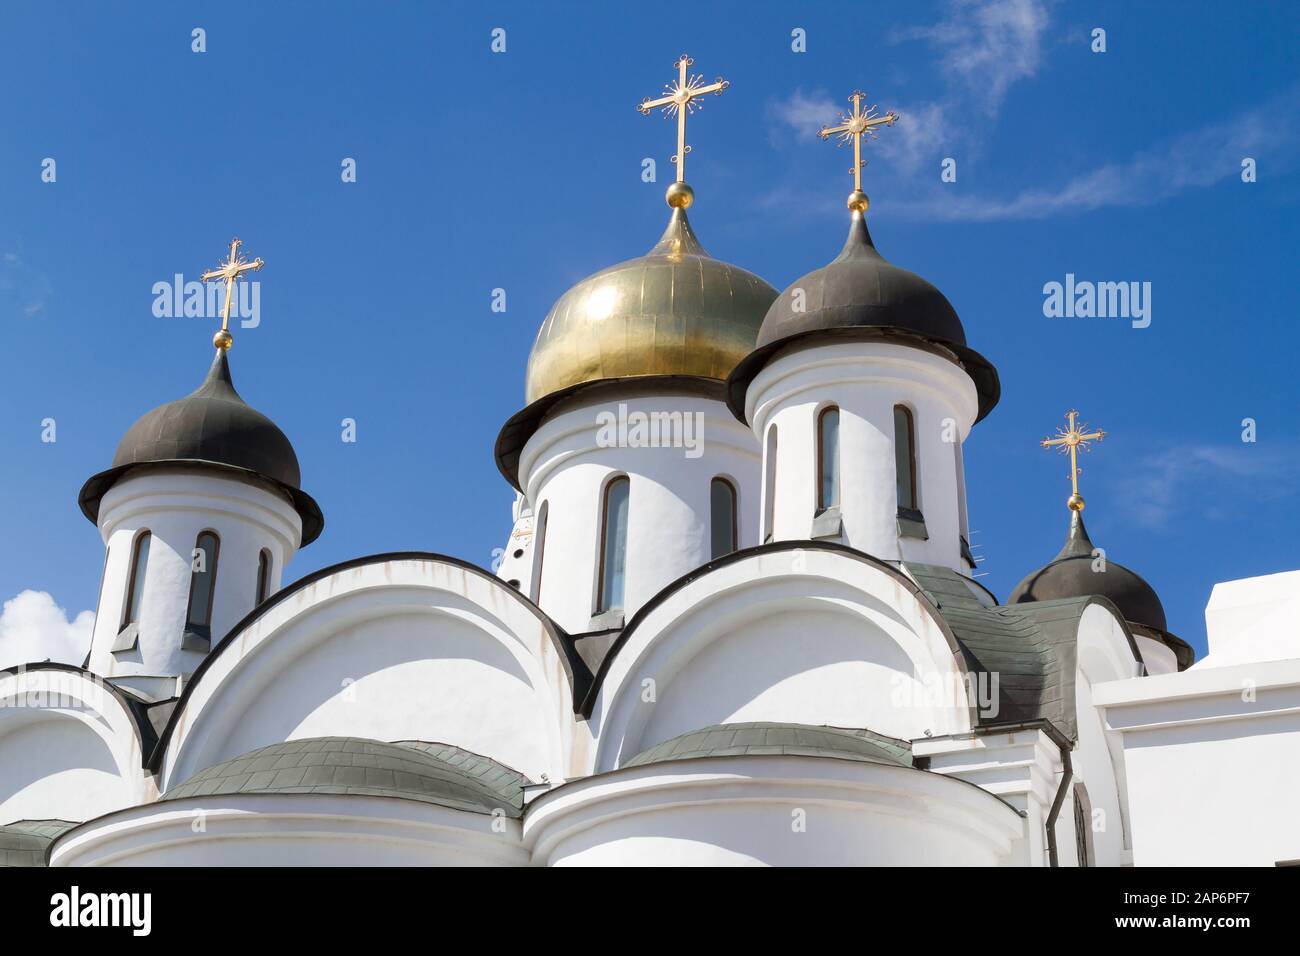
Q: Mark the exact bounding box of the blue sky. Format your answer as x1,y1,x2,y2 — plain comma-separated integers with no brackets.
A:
1,0,1297,664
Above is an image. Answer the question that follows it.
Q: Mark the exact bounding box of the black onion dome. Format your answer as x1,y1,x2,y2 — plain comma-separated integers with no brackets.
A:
758,212,966,348
1009,510,1167,633
112,349,300,486
78,349,323,545
726,212,1000,423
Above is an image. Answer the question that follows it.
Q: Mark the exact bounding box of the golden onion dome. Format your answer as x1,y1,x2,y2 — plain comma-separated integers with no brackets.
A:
524,197,778,404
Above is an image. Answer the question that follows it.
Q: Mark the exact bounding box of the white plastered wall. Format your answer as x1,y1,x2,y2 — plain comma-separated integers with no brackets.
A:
747,341,978,569
518,391,759,634
88,469,301,692
587,547,976,773
50,794,529,867
158,557,585,790
0,668,151,824
525,755,1023,867
1095,656,1300,866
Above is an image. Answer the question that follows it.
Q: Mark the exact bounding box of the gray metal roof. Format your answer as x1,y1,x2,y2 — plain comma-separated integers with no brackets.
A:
625,722,913,769
393,740,527,810
0,820,77,867
906,562,1142,742
164,737,528,817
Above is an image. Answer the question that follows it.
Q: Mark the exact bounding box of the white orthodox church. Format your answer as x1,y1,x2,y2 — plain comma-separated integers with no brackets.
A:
3,79,1299,867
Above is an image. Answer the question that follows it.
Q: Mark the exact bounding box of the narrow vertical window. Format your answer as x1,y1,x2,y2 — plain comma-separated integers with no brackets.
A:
763,426,778,542
121,531,151,628
1073,786,1092,867
532,502,548,604
596,477,629,613
710,478,737,559
255,549,272,605
894,405,918,511
817,406,840,512
186,531,221,631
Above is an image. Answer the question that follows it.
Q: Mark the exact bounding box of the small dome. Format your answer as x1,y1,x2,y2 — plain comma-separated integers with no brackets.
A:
1009,510,1167,632
758,212,966,349
524,207,777,405
626,722,912,769
726,212,999,423
163,737,528,817
78,349,323,544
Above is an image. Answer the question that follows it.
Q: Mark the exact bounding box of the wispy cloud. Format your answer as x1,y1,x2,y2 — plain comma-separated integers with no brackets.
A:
765,0,1297,224
889,88,1300,222
766,89,837,140
766,0,1048,180
0,590,92,670
1117,442,1300,530
892,0,1049,115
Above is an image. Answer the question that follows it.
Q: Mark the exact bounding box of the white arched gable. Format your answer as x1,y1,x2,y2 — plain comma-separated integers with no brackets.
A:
587,546,977,773
1071,601,1143,866
0,666,149,824
159,555,583,790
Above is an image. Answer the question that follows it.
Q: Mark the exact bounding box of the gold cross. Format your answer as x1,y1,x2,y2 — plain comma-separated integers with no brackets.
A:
819,91,898,207
201,238,263,350
637,54,729,184
1041,409,1106,511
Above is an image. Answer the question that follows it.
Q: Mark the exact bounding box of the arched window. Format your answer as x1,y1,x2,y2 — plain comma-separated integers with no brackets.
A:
596,477,630,614
817,406,840,512
532,501,549,603
710,477,737,559
185,531,220,632
894,405,918,512
1073,785,1093,867
255,549,272,605
763,425,778,542
121,531,151,628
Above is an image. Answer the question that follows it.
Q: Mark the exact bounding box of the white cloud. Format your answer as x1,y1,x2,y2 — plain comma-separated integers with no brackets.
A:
888,88,1300,222
894,0,1049,115
0,591,93,670
765,1,1049,190
875,101,952,173
766,89,838,139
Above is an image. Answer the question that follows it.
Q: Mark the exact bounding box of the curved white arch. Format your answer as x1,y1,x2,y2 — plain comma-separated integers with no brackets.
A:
160,557,584,790
0,667,150,823
588,547,976,773
1072,601,1143,865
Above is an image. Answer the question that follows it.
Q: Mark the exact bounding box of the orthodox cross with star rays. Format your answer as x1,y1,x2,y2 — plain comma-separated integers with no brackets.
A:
818,91,898,195
637,54,729,183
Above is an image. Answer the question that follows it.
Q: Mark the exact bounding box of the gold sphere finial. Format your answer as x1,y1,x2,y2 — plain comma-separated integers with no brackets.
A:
666,181,695,209
1068,493,1085,512
213,328,233,351
847,189,870,213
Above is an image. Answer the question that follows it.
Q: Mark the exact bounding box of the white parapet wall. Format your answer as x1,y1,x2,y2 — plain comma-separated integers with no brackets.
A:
1094,656,1300,866
1200,569,1300,668
524,754,1025,866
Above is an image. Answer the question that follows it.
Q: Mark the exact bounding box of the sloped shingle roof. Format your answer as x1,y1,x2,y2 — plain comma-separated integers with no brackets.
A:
905,562,1139,742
